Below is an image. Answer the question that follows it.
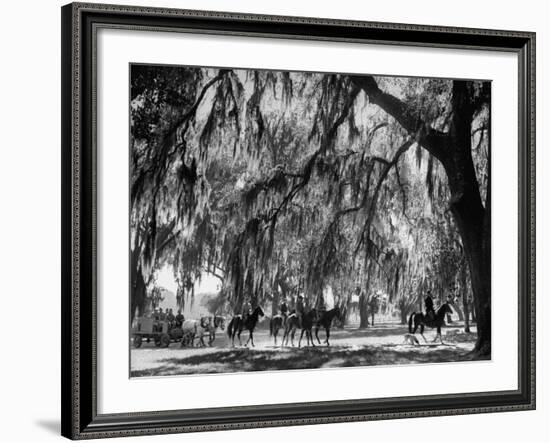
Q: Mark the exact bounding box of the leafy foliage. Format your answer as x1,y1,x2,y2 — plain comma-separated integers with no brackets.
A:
129,65,489,327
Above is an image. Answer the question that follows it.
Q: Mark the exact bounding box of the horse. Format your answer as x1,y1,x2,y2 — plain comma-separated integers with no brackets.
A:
227,306,265,347
201,315,226,346
314,307,341,346
281,312,301,347
298,309,318,347
270,315,285,346
408,303,454,344
180,317,210,348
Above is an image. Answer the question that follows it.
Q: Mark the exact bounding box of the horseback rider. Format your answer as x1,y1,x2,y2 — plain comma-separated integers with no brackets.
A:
280,298,289,318
295,294,304,328
166,308,175,329
425,290,435,322
242,299,252,320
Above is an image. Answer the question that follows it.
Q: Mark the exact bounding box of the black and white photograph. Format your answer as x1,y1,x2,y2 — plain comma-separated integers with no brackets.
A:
130,64,491,377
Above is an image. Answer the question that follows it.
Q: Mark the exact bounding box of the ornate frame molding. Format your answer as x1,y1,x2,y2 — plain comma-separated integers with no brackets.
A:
61,2,535,439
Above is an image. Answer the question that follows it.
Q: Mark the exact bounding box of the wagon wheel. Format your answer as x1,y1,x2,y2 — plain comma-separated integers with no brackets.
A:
133,335,142,348
154,337,161,347
160,333,170,348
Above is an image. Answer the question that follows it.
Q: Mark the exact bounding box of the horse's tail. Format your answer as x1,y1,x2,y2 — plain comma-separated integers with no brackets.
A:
227,318,234,337
408,312,415,333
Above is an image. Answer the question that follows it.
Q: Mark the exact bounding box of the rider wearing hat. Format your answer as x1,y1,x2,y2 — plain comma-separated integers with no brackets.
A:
295,294,304,328
425,290,435,322
242,299,252,319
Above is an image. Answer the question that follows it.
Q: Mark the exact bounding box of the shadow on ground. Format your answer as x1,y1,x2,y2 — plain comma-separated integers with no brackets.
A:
131,342,485,377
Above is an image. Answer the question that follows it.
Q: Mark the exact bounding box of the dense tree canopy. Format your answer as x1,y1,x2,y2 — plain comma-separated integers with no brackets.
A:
130,65,490,355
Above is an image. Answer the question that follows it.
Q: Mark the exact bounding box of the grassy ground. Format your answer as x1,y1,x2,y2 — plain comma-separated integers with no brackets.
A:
131,322,483,377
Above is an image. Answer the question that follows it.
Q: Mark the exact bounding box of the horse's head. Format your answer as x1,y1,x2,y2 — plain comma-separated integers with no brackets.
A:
334,306,342,320
255,306,265,317
444,303,454,315
200,316,211,328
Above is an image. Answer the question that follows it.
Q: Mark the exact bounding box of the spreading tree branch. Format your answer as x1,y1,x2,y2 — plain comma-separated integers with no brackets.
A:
349,75,448,163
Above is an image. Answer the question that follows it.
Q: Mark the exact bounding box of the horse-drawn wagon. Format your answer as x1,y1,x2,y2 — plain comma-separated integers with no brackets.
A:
131,317,183,348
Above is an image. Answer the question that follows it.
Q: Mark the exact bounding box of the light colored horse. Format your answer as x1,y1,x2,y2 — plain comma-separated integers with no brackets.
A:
202,315,226,346
180,318,210,348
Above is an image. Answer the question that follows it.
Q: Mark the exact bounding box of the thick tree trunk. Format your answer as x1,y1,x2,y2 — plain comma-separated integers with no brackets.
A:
453,302,464,322
131,265,147,323
400,308,409,325
271,291,280,317
445,81,491,356
459,263,470,332
351,76,491,356
451,202,490,355
358,294,369,328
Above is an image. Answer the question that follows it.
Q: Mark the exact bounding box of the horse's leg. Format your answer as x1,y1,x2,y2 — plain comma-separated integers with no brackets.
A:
315,325,321,344
237,328,242,346
325,328,330,346
420,324,428,343
298,329,304,347
250,330,255,347
432,325,439,343
274,329,278,346
310,330,316,347
291,328,296,347
437,326,444,344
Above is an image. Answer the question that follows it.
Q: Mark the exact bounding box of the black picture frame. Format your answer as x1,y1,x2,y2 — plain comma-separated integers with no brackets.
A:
61,2,536,439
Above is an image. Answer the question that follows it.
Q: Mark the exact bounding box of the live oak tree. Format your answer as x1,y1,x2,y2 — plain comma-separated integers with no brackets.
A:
349,76,491,355
130,66,490,356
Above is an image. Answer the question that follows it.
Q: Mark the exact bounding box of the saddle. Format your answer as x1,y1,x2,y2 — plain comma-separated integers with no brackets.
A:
425,310,436,324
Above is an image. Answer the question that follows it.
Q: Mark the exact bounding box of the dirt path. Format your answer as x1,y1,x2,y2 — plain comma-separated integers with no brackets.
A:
131,322,481,377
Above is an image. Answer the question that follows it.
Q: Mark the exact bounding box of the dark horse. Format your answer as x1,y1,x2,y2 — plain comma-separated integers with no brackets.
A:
269,315,285,346
298,309,318,347
314,307,341,346
227,306,265,347
280,309,318,347
408,303,453,344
